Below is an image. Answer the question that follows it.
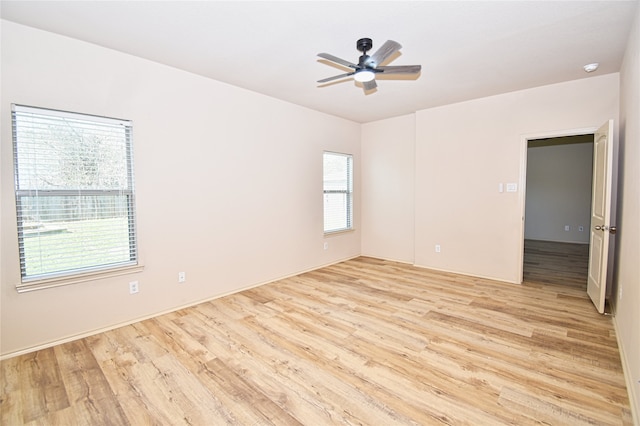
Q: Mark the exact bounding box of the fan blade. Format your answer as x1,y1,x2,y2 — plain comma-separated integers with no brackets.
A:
318,53,358,69
377,65,421,75
366,40,402,68
317,72,354,83
363,79,377,90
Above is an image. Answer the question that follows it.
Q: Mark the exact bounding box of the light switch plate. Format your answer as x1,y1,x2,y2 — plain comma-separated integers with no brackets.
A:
506,183,517,192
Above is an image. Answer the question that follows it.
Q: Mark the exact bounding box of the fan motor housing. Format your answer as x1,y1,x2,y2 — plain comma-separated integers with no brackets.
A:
356,38,373,53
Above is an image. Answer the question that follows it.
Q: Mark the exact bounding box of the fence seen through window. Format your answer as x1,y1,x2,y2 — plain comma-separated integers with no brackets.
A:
12,105,138,282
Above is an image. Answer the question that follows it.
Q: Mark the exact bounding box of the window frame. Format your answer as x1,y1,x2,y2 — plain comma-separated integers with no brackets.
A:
323,151,354,234
11,104,140,290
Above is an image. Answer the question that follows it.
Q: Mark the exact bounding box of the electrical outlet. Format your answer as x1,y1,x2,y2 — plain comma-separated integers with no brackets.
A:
178,272,186,283
129,281,139,294
435,244,441,253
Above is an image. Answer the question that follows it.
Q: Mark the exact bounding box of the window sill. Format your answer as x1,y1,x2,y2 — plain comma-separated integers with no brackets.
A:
16,263,145,293
324,228,355,236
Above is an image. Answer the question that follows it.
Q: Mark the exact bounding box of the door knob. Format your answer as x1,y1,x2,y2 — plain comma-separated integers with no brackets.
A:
595,225,603,231
609,226,617,234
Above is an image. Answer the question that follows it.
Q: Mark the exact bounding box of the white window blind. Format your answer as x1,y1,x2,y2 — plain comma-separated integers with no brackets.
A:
323,151,353,233
12,104,138,284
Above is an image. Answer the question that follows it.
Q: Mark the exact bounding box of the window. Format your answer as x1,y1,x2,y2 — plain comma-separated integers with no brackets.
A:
323,151,353,233
12,104,138,284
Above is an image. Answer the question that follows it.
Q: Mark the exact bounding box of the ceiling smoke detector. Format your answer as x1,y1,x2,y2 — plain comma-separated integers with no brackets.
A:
583,63,599,73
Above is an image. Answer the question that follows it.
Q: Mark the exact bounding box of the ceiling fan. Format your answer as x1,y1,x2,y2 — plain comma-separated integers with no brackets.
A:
317,38,421,91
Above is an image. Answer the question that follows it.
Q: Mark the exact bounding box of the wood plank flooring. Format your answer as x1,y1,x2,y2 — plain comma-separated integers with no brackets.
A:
523,239,590,288
1,252,632,425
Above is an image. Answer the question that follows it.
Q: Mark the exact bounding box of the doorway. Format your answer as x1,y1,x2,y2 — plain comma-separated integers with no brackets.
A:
520,132,595,288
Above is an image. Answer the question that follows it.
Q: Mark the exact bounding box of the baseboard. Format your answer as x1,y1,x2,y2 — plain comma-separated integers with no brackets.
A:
525,238,590,245
411,263,520,285
0,255,360,361
359,253,414,265
613,315,639,425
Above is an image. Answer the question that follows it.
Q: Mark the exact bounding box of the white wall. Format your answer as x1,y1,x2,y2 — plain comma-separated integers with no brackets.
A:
413,74,619,283
361,114,415,263
0,21,361,356
614,3,640,420
525,142,593,244
359,76,619,284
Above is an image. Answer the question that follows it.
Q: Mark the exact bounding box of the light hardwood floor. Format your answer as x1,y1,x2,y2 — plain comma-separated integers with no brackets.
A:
1,251,632,425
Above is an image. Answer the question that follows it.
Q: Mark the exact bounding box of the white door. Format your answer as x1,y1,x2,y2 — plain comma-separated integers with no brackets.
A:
587,120,615,314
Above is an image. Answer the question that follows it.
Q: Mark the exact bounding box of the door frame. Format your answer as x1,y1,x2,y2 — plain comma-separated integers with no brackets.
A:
517,126,598,284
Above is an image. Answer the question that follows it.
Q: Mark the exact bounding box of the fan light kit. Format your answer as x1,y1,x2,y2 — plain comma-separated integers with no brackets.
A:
317,38,421,91
354,70,375,82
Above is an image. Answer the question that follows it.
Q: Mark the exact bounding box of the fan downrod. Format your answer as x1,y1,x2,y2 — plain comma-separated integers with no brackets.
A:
356,38,373,54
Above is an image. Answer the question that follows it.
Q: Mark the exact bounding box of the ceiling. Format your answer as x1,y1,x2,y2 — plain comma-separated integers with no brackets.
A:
1,1,638,123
